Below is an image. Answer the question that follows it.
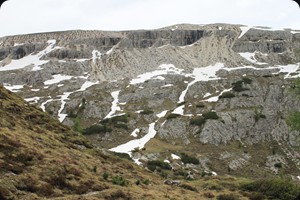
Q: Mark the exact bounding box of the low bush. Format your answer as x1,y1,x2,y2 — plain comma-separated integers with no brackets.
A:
83,124,111,135
140,109,154,115
103,172,109,180
190,117,206,126
112,175,128,186
196,103,205,108
114,123,129,130
113,152,132,161
147,160,172,170
241,178,300,200
166,113,181,120
203,111,219,120
181,153,199,165
219,92,235,98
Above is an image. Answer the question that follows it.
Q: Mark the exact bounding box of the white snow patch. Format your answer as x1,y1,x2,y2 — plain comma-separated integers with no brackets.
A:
76,80,99,92
75,58,90,62
178,63,224,103
44,74,73,85
0,40,57,71
204,88,232,102
156,110,168,118
162,84,173,88
276,63,300,78
291,31,300,34
158,44,170,49
40,98,53,112
130,129,140,137
58,92,72,122
130,64,184,85
239,26,251,38
25,97,41,104
14,43,24,47
172,105,185,115
92,50,101,63
171,25,178,31
3,84,24,92
104,91,121,119
238,52,267,65
203,93,212,98
110,122,157,155
171,154,181,160
164,159,170,163
31,89,40,92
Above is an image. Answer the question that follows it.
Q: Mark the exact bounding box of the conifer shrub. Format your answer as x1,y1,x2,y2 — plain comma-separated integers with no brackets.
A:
181,153,199,165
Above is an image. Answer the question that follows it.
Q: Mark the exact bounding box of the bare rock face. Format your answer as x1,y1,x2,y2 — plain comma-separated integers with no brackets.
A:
1,23,300,178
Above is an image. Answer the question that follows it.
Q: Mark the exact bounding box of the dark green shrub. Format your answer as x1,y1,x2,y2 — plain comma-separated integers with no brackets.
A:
286,112,300,131
181,153,199,165
196,103,205,108
203,111,219,120
190,117,206,126
103,172,109,180
217,194,239,200
113,152,132,161
177,101,186,106
114,123,129,130
166,113,181,120
140,109,154,115
142,179,150,185
112,175,128,186
274,162,283,168
147,160,172,170
242,77,253,84
241,178,300,200
219,92,235,98
111,115,128,123
83,124,111,135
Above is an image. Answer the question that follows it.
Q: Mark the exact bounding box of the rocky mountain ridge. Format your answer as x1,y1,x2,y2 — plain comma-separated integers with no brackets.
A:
1,23,300,180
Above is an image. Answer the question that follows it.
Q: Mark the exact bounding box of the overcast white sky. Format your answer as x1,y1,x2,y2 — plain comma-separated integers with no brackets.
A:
0,0,299,37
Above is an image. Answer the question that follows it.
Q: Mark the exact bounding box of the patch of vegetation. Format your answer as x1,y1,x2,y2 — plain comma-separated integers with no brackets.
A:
113,152,132,161
217,194,239,200
219,92,236,98
147,160,172,171
114,123,129,130
140,109,154,115
82,124,112,135
254,108,266,122
177,101,186,106
231,78,252,92
112,175,128,186
103,172,109,180
286,111,300,131
190,117,206,126
203,111,219,120
166,113,181,120
181,153,199,165
196,103,205,108
72,116,83,133
274,162,283,168
241,178,300,200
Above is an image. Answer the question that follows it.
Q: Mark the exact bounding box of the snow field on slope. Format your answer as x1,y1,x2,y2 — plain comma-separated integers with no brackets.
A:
0,40,58,72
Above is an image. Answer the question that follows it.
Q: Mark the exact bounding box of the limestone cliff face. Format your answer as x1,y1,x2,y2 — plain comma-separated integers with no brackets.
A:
1,23,300,178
